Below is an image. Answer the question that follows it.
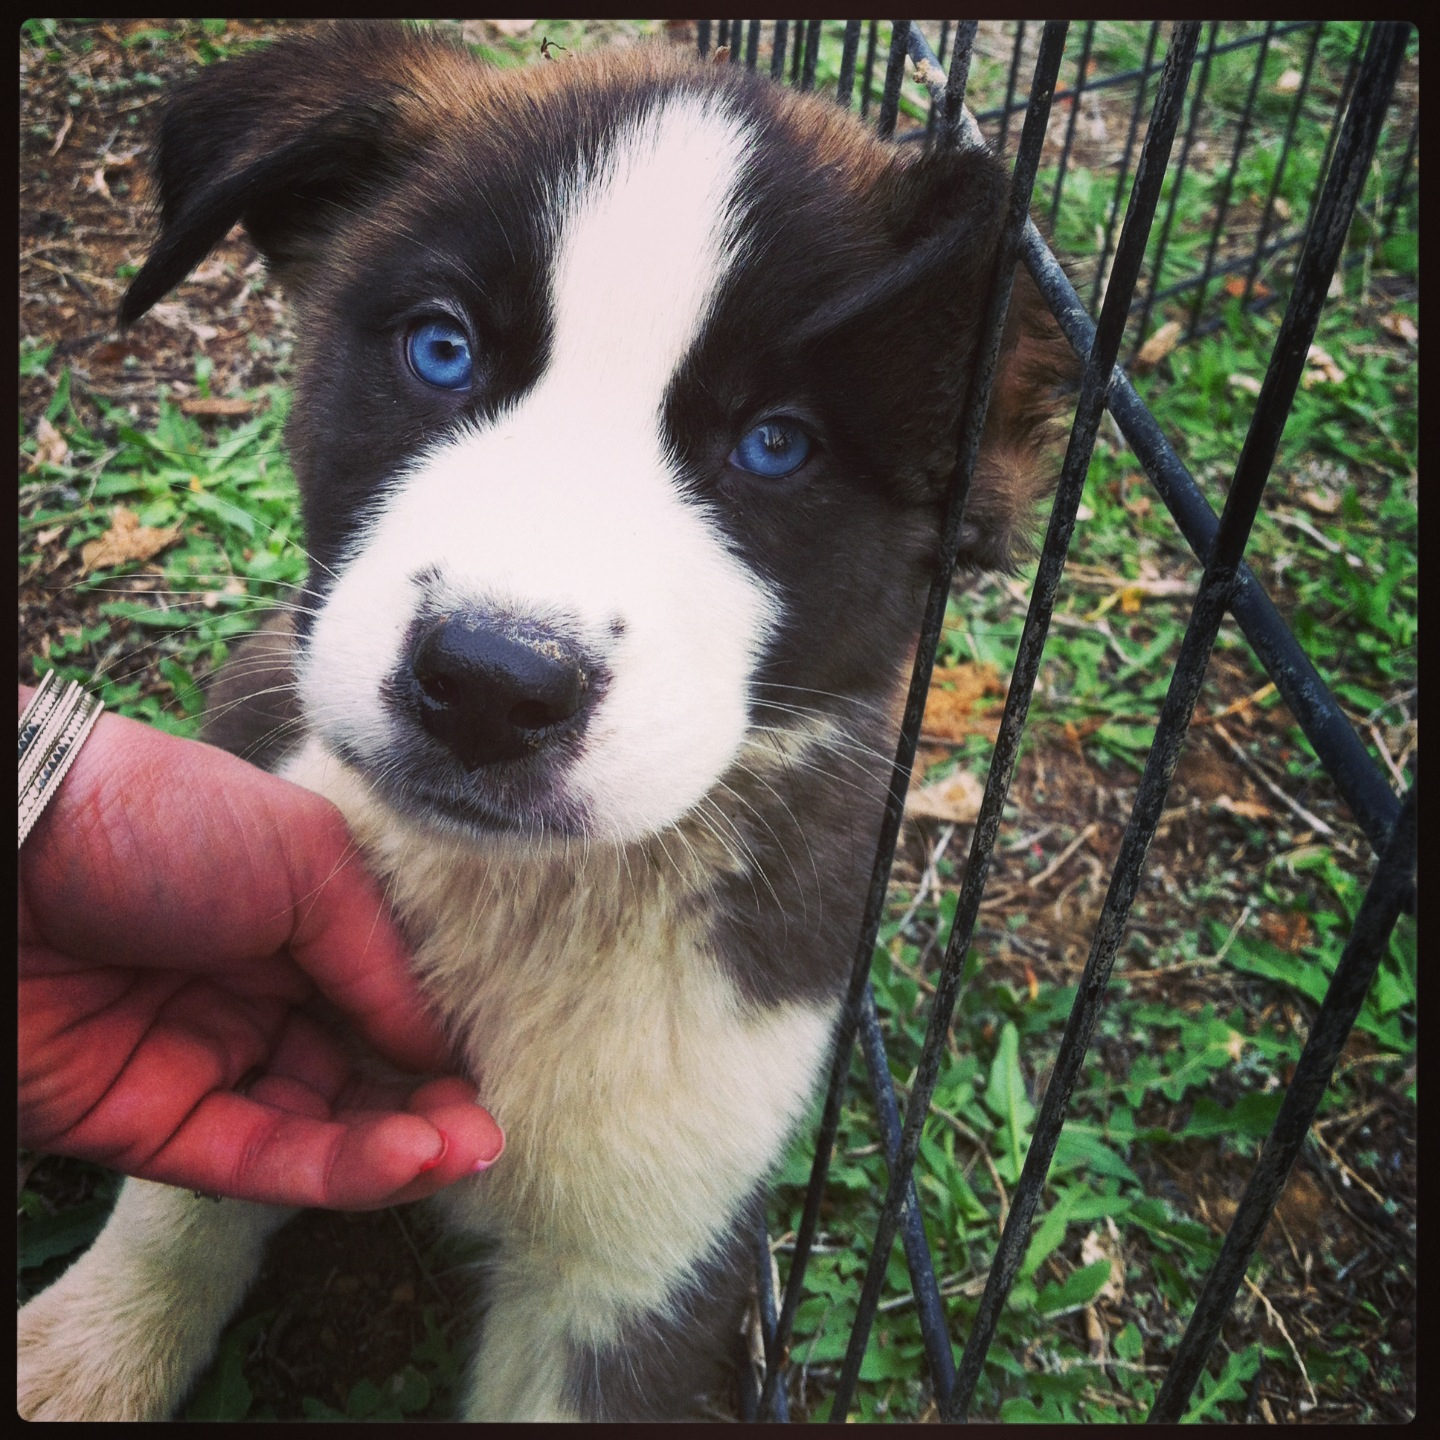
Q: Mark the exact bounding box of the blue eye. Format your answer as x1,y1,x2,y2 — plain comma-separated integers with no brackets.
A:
729,419,812,478
407,319,474,390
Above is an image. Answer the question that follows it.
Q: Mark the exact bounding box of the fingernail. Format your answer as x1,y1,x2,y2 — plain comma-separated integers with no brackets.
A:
419,1132,449,1173
472,1127,505,1173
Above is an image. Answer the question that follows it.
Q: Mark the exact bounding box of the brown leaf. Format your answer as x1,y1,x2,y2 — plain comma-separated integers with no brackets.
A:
1302,344,1344,387
1079,1223,1125,1304
80,507,181,574
29,416,69,471
1259,910,1312,954
1134,319,1182,371
1302,489,1343,515
179,396,254,417
923,662,1004,742
1381,311,1418,345
1215,795,1272,822
905,767,984,824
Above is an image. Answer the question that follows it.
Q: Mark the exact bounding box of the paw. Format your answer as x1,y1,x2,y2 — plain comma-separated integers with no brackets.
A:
18,1269,178,1421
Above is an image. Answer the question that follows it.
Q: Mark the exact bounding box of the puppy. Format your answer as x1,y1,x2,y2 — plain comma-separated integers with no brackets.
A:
18,22,1064,1421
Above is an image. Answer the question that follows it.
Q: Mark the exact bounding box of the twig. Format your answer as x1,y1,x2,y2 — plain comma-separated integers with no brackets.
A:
892,1076,1009,1232
1026,821,1099,889
1244,1274,1318,1409
1308,1129,1390,1211
1139,901,1254,976
1190,680,1277,726
1367,722,1410,790
1212,722,1337,838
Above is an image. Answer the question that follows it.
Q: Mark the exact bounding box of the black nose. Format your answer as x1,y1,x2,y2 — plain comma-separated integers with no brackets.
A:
408,616,587,770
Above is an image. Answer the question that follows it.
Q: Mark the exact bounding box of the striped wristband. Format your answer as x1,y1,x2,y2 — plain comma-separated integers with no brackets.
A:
18,671,104,848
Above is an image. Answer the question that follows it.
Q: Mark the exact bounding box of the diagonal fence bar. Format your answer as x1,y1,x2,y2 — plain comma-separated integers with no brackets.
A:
944,20,1412,1420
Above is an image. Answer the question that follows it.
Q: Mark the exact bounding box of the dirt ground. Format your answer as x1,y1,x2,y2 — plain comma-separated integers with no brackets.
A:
19,19,1414,1423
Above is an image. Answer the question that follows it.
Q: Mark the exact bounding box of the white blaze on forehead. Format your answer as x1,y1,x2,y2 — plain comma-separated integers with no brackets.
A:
300,90,778,842
548,93,752,408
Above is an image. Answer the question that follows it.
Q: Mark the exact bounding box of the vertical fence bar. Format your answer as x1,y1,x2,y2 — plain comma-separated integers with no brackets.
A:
1049,21,1095,227
758,19,1070,1421
936,20,978,151
836,19,862,108
855,986,958,1398
1130,21,1217,357
941,24,1204,1419
744,18,760,69
799,16,821,91
860,19,879,118
1000,22,1026,153
1186,22,1276,337
875,20,911,139
1313,23,1369,208
769,19,788,81
1150,781,1415,1421
1380,112,1419,240
1090,21,1161,315
697,19,711,59
1243,23,1322,308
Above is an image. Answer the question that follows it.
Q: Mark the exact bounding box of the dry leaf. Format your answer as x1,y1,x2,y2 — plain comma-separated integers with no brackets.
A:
1228,372,1263,397
1134,319,1182,371
1259,910,1313,954
923,662,1004,742
1303,344,1344,387
80,506,181,573
1119,586,1144,615
1275,67,1303,93
1302,489,1342,515
489,19,537,36
1215,795,1272,822
180,396,254,417
905,767,984,824
48,111,73,156
30,416,69,471
1078,1225,1125,1304
1380,311,1418,345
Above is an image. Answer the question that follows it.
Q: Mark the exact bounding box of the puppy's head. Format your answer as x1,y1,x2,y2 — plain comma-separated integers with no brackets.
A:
125,23,1066,845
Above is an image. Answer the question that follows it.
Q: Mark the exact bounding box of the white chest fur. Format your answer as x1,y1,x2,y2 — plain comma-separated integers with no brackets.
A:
281,737,836,1335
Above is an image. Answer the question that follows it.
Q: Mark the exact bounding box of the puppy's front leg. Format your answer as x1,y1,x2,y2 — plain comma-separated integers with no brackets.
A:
17,1177,290,1420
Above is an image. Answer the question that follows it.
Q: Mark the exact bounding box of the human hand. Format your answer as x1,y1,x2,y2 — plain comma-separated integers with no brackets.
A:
19,687,503,1209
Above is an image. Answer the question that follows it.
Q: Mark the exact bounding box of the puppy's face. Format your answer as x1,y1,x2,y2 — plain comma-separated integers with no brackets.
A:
123,27,1060,845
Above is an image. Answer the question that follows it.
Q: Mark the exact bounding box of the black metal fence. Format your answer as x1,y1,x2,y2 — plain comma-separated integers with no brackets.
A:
695,20,1416,1423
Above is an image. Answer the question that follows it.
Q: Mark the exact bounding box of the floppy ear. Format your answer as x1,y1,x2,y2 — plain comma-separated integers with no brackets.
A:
119,22,437,324
799,143,1071,570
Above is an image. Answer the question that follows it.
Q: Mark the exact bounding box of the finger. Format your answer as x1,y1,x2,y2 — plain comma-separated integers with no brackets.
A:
139,1087,504,1209
376,1080,507,1205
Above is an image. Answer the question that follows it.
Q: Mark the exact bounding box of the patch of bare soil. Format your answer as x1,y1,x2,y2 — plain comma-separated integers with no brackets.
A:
893,637,1414,1422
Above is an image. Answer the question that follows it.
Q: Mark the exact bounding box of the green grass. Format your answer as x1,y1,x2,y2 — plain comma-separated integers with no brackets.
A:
20,363,305,731
19,17,1415,1425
